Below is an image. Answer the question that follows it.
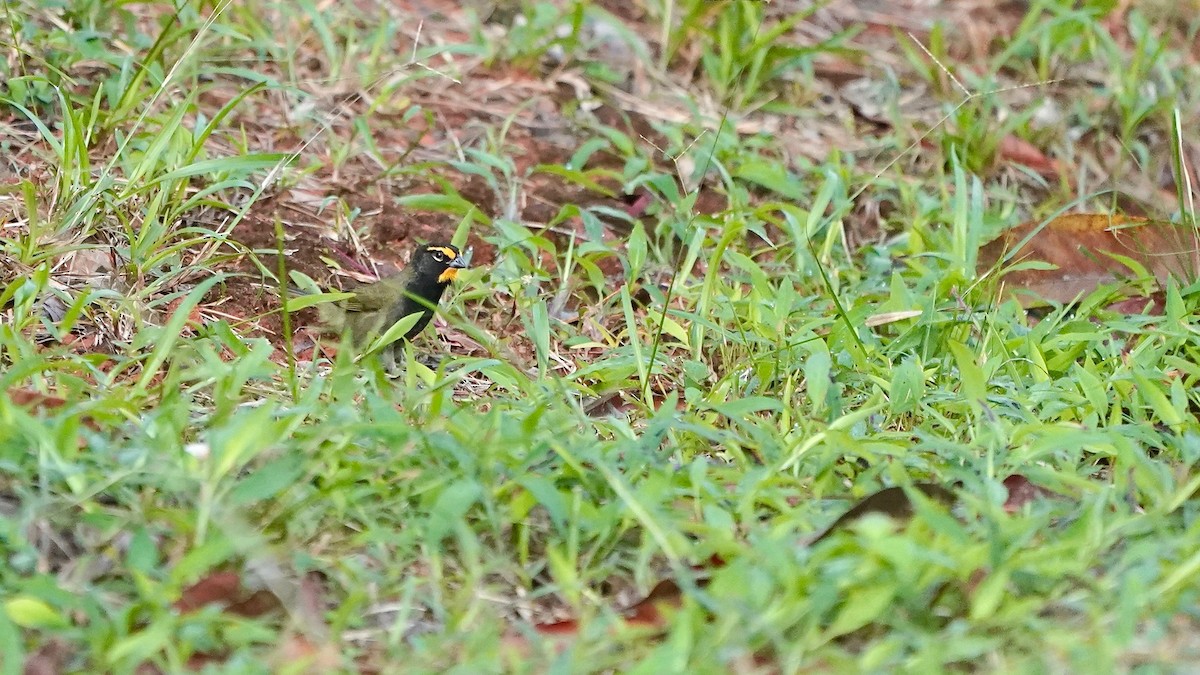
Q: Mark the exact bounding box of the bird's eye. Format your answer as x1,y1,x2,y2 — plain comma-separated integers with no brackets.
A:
431,250,445,262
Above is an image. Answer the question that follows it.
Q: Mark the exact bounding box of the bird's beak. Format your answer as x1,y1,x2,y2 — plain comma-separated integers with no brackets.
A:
449,255,468,269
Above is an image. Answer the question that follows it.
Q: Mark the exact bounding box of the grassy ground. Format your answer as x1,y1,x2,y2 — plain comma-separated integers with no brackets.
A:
3,0,1200,672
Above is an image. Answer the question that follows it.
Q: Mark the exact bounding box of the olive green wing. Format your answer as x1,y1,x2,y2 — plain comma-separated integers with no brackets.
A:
338,276,406,313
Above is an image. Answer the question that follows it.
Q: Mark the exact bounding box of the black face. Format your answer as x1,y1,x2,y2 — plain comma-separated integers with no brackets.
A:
411,243,464,285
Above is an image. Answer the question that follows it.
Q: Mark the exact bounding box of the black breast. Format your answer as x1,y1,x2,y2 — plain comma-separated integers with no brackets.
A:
389,276,450,340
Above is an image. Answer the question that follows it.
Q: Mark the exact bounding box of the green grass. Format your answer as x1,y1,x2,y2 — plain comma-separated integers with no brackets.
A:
3,0,1200,672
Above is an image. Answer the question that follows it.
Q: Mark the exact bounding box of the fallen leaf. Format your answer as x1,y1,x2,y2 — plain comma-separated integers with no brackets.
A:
978,214,1200,305
623,579,688,628
162,297,205,330
6,387,100,432
810,483,957,544
173,571,242,613
997,134,1060,176
865,310,922,327
23,639,72,675
269,633,344,674
1104,293,1166,316
225,589,284,619
624,571,700,624
532,618,581,636
530,577,697,640
294,571,332,641
582,390,686,418
57,247,119,289
1002,475,1059,513
624,189,653,218
173,570,283,618
7,388,70,411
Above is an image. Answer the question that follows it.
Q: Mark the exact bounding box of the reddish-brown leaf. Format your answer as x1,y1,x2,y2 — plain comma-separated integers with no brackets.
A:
625,189,653,218
270,634,344,673
997,134,1060,176
295,571,332,640
582,390,686,418
533,618,582,636
1104,293,1166,316
1002,475,1058,513
7,387,100,432
174,570,285,619
23,640,72,675
174,571,243,613
8,387,70,411
225,589,284,619
978,214,1200,305
811,483,957,544
624,579,687,628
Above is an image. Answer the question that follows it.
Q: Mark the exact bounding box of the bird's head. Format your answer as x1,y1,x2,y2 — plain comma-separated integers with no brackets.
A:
413,243,468,285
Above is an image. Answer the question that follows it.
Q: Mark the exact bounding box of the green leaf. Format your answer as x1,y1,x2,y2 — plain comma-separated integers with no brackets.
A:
889,356,925,415
947,340,987,405
626,221,648,279
228,454,306,506
426,480,483,543
530,299,550,373
126,528,159,575
733,161,805,200
710,396,783,418
365,312,424,353
107,620,170,667
4,596,67,629
210,403,280,479
531,164,617,196
826,584,894,637
520,477,568,529
566,137,610,171
1132,369,1184,428
135,275,222,392
169,535,237,584
148,153,291,185
396,193,489,225
0,608,23,671
805,342,833,413
970,569,1009,621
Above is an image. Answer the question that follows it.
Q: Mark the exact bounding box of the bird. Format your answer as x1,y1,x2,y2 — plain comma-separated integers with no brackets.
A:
295,243,467,358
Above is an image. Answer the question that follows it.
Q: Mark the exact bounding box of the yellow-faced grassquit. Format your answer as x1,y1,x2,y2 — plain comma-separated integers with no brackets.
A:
301,243,467,350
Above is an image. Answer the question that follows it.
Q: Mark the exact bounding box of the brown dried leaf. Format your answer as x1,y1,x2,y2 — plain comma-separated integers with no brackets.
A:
174,570,242,613
625,189,653,218
269,634,344,674
6,388,100,432
59,247,117,281
1002,475,1059,513
8,388,70,411
173,570,283,618
531,580,686,635
622,578,698,628
978,214,1200,305
996,134,1060,176
225,589,284,619
532,617,582,637
865,310,922,327
23,639,72,675
810,483,957,544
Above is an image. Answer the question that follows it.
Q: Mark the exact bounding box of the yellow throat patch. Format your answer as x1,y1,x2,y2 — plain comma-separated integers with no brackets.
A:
428,245,462,283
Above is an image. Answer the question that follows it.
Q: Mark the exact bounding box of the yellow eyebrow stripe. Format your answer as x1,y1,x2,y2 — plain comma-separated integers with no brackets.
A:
428,246,458,260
